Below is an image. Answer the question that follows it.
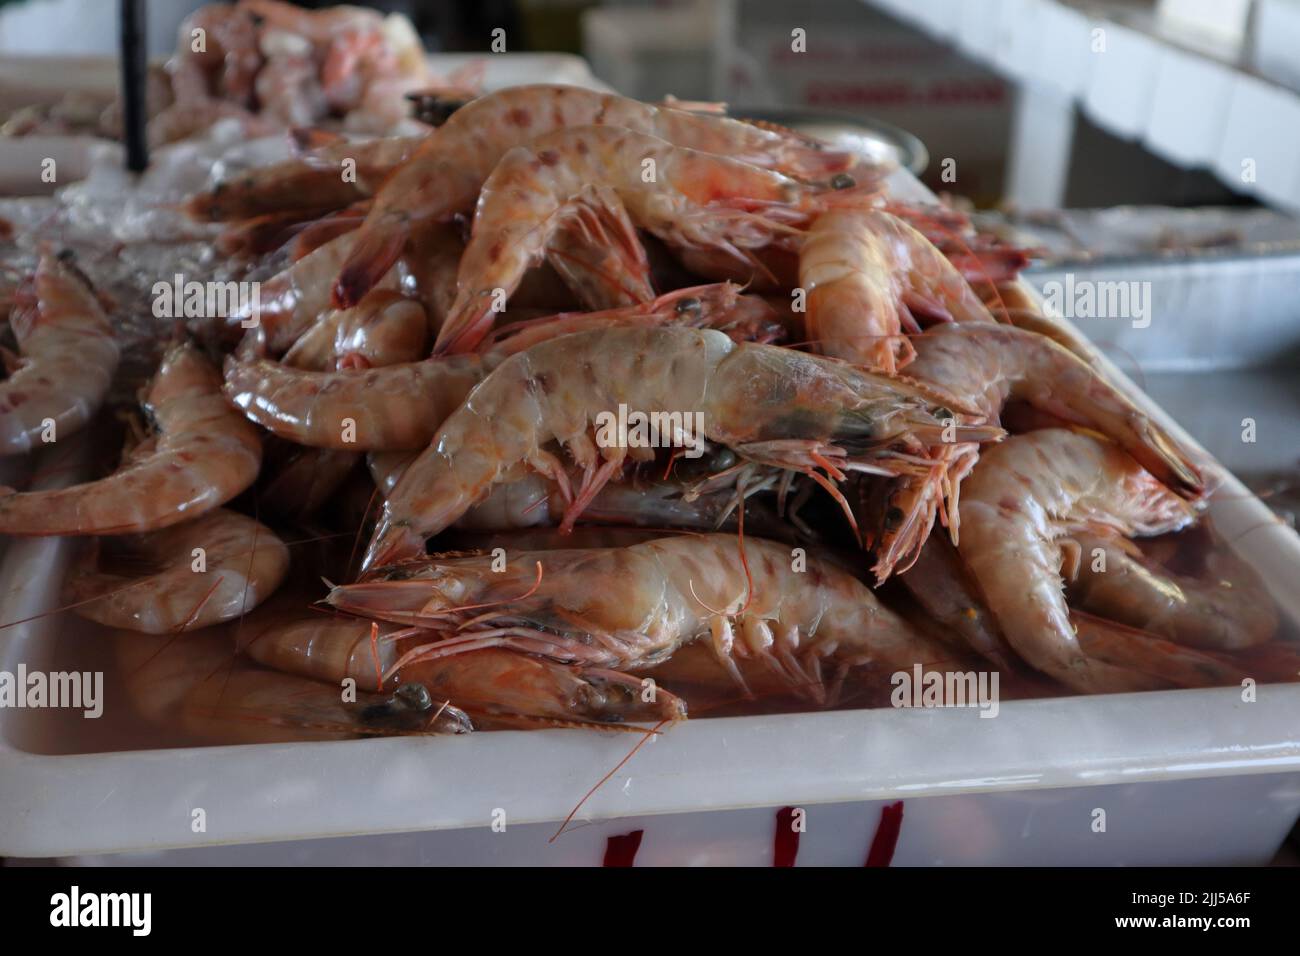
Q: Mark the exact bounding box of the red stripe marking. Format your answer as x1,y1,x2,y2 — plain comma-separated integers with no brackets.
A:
603,830,644,867
864,801,905,867
773,806,800,867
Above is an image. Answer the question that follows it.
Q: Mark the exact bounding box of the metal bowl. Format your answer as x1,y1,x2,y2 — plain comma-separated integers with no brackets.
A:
732,106,928,176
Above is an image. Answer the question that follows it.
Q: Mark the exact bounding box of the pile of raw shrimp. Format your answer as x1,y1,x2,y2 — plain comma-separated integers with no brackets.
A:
3,0,471,146
3,79,1296,745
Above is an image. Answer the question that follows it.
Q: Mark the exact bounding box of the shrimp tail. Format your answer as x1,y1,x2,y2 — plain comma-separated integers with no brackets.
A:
364,516,430,575
433,304,494,356
332,221,407,309
1138,420,1211,501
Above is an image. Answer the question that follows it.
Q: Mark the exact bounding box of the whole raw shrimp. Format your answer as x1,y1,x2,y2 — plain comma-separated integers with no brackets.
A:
956,429,1202,693
798,209,996,373
432,125,863,355
0,344,261,535
116,628,471,744
331,534,960,706
66,509,289,633
362,325,1000,572
1064,530,1278,651
226,285,780,454
188,135,420,222
900,534,1247,690
237,603,683,729
332,84,863,309
0,251,119,455
864,324,1208,580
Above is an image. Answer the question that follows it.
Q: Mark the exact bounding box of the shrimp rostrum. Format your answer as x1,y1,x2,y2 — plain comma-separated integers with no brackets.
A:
363,325,1003,572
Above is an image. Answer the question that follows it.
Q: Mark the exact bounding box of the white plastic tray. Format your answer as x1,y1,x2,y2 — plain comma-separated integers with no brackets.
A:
1,95,1298,867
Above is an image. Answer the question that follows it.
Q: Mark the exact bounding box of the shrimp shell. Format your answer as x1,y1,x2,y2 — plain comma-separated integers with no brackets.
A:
67,509,289,633
0,343,261,535
332,534,959,705
1065,531,1278,651
433,125,859,354
798,209,994,373
333,83,864,308
223,351,489,450
238,602,682,727
0,252,119,455
363,325,999,571
957,429,1200,693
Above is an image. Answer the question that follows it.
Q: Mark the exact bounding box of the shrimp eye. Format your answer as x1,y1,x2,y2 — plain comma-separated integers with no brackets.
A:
709,448,736,471
884,506,905,531
675,297,701,316
831,173,856,190
394,683,434,712
358,683,434,731
932,406,953,421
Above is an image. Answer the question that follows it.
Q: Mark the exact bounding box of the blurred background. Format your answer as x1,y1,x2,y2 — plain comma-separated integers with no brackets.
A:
3,0,1299,210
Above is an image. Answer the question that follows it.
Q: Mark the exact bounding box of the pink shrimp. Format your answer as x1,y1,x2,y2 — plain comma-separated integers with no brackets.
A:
432,125,869,355
0,344,261,535
0,251,119,455
798,209,995,373
237,602,682,728
330,534,961,707
332,84,864,309
956,429,1204,693
362,325,1000,572
864,323,1209,580
67,509,289,633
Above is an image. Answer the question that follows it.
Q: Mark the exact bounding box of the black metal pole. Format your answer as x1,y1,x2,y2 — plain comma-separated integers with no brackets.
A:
119,0,148,173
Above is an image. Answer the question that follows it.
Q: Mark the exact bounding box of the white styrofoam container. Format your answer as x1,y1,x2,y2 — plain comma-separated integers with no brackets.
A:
1,70,1299,867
